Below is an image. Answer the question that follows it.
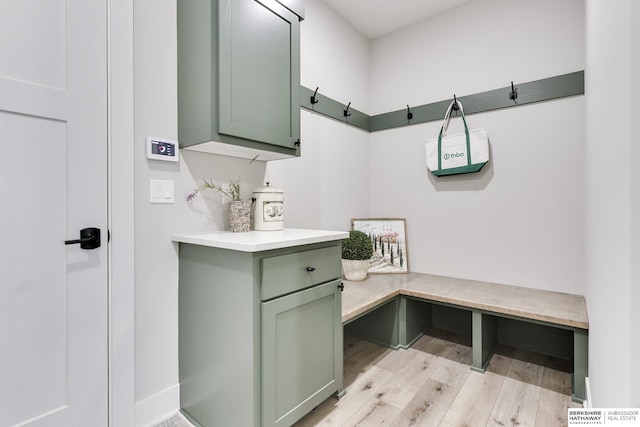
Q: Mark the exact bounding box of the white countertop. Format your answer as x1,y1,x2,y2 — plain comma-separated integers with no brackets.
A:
171,228,349,252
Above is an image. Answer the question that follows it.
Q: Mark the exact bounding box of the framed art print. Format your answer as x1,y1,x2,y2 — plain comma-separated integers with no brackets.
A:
351,218,409,274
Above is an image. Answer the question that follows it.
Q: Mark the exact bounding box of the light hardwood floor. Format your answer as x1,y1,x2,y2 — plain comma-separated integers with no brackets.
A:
294,329,580,427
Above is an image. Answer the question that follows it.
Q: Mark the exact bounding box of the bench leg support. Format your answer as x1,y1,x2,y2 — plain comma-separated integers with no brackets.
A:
572,329,588,403
472,311,498,373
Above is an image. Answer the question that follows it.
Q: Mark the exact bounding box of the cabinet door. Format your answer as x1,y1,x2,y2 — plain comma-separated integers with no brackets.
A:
262,280,343,427
219,0,300,149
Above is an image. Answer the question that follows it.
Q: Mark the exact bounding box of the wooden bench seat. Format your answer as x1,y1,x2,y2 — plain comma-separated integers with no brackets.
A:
341,272,589,403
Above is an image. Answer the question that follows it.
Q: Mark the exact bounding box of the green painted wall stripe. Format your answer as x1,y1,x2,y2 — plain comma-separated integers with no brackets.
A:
300,70,584,133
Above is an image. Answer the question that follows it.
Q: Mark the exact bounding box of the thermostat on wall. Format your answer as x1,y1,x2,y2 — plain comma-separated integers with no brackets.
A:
146,137,179,162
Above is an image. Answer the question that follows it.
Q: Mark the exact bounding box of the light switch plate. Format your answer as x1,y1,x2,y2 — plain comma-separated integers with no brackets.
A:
150,179,174,204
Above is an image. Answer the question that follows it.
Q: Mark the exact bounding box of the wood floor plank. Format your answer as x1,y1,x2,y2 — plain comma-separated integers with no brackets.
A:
487,349,545,427
343,339,392,386
374,346,419,374
389,379,459,427
440,371,498,427
505,348,546,385
411,331,458,357
535,366,580,427
429,343,473,388
342,399,402,426
441,350,513,427
295,365,396,426
291,396,339,426
484,346,516,377
376,348,445,410
295,335,578,427
337,365,395,410
444,359,510,427
343,334,374,360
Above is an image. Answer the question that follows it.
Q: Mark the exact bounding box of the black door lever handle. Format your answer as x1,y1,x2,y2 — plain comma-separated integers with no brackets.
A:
65,227,101,249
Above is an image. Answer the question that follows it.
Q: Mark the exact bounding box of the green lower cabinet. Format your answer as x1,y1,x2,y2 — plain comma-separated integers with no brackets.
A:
262,280,343,426
178,241,342,427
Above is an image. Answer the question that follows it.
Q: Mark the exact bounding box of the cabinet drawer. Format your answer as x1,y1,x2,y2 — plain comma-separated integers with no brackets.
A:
261,245,341,301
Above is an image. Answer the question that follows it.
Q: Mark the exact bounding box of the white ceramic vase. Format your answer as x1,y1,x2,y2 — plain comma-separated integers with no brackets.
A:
341,259,370,281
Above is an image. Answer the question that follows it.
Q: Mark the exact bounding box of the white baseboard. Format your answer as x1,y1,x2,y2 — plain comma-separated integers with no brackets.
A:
135,383,180,427
583,377,592,408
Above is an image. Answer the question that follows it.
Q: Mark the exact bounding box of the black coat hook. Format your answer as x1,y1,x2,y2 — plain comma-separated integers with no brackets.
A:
406,105,413,120
310,87,319,105
452,95,460,111
509,81,518,101
344,102,351,118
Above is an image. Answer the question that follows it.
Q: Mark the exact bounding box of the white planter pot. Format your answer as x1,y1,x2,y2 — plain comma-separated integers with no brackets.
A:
341,259,370,281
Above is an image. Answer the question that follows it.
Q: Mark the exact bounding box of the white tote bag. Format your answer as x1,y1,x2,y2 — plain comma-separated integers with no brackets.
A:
425,100,489,176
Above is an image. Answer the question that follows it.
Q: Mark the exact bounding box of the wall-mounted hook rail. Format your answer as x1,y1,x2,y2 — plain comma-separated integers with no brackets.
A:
452,95,460,111
344,102,352,118
509,81,518,101
300,70,583,133
406,105,413,121
299,86,371,131
310,87,319,105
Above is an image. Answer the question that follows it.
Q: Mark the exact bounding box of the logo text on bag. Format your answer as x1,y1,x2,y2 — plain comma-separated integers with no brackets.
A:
443,152,465,160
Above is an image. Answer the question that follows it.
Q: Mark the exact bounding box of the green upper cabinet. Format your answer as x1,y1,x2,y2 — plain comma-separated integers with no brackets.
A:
177,0,302,161
218,0,300,150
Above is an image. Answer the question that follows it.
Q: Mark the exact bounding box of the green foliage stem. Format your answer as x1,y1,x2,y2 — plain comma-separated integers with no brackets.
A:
200,179,241,201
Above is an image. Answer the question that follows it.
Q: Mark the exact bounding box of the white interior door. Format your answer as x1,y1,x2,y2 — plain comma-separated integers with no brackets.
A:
0,0,109,426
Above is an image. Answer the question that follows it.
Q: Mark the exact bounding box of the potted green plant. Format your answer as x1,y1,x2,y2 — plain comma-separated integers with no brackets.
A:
341,230,374,281
187,179,250,232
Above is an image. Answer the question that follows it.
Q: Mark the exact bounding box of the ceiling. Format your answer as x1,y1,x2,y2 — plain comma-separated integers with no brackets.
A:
320,0,473,39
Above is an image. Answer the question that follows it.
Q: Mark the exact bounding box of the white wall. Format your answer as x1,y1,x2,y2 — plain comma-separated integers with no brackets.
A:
133,1,181,424
585,0,639,408
369,0,585,115
367,0,586,294
633,0,640,405
369,98,585,293
110,0,135,424
266,110,370,231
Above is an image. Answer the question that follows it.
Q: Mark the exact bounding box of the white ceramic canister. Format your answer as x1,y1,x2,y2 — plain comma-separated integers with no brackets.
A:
252,183,284,231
